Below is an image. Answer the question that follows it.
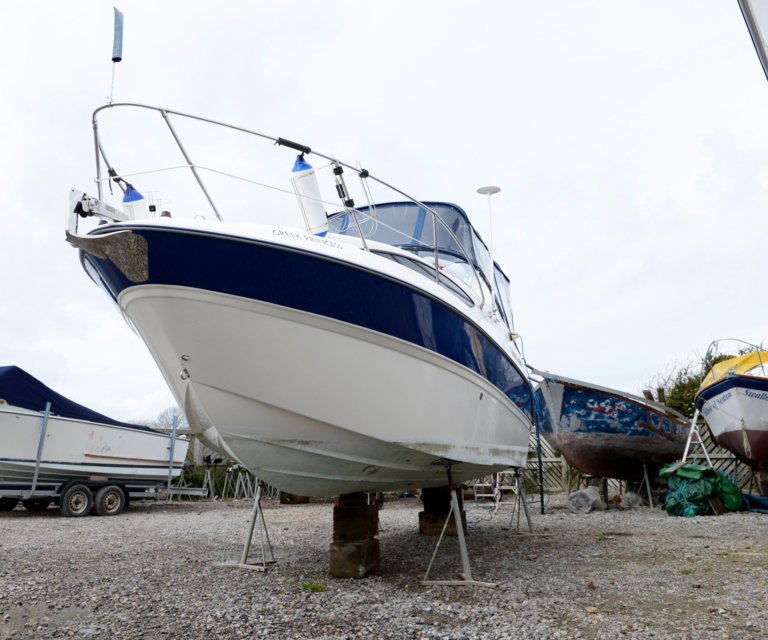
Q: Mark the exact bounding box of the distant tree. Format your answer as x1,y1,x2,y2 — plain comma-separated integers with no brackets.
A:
648,351,735,418
149,405,189,432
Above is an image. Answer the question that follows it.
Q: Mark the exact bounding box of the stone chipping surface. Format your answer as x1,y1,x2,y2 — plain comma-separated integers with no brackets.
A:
1,495,767,639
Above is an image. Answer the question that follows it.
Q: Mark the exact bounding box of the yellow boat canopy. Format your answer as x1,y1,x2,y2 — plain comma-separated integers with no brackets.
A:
700,351,768,390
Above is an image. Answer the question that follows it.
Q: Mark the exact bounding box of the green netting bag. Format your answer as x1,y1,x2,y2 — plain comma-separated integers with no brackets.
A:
659,462,709,481
681,477,713,503
709,470,747,511
666,474,684,491
664,478,713,517
664,488,685,516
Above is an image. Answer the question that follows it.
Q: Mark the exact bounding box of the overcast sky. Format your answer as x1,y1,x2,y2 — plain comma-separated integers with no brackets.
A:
1,1,767,423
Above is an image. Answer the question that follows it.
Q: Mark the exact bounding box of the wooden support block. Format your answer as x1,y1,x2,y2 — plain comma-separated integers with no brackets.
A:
418,510,467,536
279,492,310,505
332,504,379,542
419,485,467,536
329,539,380,578
329,492,380,578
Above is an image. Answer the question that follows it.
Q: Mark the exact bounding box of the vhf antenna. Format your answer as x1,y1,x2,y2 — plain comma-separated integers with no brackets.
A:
477,185,501,305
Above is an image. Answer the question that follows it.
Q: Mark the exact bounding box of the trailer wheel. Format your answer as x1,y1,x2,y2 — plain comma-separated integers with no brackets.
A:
22,498,52,512
93,485,126,517
60,484,93,517
0,498,19,511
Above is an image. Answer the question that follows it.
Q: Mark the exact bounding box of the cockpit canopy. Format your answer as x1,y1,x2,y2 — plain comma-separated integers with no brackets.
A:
328,201,514,329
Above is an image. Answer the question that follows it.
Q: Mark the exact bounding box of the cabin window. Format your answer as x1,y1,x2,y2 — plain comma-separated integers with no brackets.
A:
372,251,474,307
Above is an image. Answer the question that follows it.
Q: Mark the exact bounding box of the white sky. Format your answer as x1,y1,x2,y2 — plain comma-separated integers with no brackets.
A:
1,1,767,423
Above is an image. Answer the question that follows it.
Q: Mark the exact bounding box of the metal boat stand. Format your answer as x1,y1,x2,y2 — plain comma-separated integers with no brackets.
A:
422,464,497,588
202,468,217,500
636,463,655,508
216,480,275,571
502,469,533,534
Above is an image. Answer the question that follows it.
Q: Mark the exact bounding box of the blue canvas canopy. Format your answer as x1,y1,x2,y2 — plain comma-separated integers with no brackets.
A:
0,365,154,432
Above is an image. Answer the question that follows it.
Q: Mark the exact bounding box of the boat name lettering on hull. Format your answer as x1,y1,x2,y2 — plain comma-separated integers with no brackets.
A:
717,391,733,406
703,390,734,417
272,228,343,250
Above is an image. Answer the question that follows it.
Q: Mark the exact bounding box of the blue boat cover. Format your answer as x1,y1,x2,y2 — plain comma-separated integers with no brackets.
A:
0,365,154,432
743,493,768,514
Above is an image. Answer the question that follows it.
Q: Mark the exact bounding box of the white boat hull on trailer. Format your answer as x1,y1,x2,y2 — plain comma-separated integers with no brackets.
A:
0,403,188,484
66,103,534,497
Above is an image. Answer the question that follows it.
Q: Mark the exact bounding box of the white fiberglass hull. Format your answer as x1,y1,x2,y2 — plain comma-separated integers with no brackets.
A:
119,285,531,496
0,404,189,484
697,376,768,465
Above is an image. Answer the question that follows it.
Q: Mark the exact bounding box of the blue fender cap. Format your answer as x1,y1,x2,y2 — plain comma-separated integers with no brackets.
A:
122,184,144,203
292,155,313,173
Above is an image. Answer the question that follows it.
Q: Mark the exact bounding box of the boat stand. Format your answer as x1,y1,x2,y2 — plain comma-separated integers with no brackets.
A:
202,468,218,500
216,481,275,571
636,463,655,508
502,469,533,534
422,465,497,588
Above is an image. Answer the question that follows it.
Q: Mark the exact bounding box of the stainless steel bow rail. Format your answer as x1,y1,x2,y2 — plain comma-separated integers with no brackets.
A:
79,102,487,310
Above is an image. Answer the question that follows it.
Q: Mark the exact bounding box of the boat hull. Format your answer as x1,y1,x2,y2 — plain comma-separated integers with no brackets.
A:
537,376,688,481
78,224,533,496
123,285,530,495
0,405,188,483
696,375,768,467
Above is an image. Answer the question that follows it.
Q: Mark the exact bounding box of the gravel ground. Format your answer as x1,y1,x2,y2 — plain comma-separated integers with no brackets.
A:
1,494,767,639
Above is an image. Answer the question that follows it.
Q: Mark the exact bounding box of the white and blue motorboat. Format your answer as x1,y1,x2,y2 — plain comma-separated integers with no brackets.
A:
65,103,533,497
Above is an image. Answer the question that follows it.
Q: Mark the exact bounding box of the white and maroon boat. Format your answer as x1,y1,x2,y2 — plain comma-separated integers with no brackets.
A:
696,341,768,467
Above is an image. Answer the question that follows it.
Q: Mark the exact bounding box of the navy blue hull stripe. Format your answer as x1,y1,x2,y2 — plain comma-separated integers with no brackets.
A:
696,376,768,407
0,457,172,469
85,227,533,418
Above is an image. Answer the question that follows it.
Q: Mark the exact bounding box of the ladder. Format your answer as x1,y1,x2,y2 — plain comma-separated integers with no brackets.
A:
665,409,713,476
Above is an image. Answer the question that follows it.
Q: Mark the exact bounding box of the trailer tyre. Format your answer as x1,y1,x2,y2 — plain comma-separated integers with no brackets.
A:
0,498,19,511
60,484,93,517
94,485,126,516
22,498,52,512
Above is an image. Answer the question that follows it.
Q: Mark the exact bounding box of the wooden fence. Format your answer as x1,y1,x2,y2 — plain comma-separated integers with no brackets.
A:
523,423,763,496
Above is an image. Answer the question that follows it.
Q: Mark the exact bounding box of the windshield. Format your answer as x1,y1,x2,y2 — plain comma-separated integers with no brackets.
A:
329,200,492,283
494,265,513,329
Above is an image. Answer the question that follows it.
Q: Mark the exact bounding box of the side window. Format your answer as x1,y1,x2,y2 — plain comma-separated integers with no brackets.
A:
374,251,474,307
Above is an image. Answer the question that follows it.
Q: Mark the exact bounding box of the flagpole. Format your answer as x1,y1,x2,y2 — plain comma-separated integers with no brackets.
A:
109,62,116,105
109,7,124,104
738,0,768,83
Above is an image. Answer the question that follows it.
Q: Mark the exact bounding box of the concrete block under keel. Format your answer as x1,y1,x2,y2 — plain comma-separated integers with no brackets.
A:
329,492,380,578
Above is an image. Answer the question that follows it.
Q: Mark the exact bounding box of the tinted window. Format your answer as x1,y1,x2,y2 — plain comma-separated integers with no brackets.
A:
372,251,474,307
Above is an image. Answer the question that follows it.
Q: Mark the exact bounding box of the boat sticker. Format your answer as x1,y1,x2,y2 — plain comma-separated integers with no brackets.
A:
272,228,343,250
